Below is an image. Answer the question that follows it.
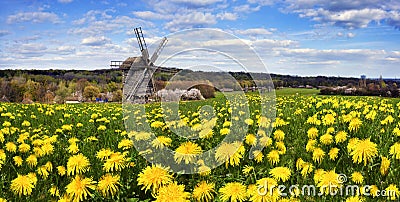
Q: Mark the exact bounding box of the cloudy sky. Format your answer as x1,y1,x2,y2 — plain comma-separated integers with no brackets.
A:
0,0,399,77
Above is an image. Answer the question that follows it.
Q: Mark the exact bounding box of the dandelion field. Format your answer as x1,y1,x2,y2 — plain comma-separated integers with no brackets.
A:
0,92,400,202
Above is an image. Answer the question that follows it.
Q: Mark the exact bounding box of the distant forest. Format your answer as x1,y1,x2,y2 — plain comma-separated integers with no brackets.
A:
0,68,398,103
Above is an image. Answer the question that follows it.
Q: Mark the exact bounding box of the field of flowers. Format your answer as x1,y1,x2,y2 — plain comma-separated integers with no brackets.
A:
0,93,399,202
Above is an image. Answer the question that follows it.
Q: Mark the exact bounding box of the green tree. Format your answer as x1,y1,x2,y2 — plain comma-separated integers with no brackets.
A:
83,85,100,101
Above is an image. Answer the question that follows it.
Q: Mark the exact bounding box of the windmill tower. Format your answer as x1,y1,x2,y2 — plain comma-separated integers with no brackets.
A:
112,27,168,103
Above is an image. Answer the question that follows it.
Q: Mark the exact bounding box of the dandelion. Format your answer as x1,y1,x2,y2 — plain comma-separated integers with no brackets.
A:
328,148,340,160
155,182,190,202
351,172,364,184
320,134,333,145
267,150,280,165
26,154,37,167
97,174,120,197
335,131,348,143
219,182,247,202
349,118,362,132
385,184,399,201
301,163,314,178
97,125,106,131
5,142,17,153
245,134,257,146
312,148,325,163
103,152,129,172
18,143,30,153
10,174,35,196
249,178,280,202
380,156,390,175
275,141,286,154
137,165,173,193
370,185,380,198
316,170,341,195
259,136,272,147
118,139,133,150
307,127,319,139
68,143,79,154
151,121,164,128
215,142,245,168
49,185,60,197
13,156,23,167
67,153,90,175
296,158,305,170
96,148,113,160
220,128,230,135
306,139,317,152
174,142,202,164
269,166,291,182
66,175,96,202
350,138,378,166
243,165,254,175
345,196,365,202
252,150,264,163
389,142,400,159
57,166,66,176
151,136,172,149
273,130,285,141
192,181,215,202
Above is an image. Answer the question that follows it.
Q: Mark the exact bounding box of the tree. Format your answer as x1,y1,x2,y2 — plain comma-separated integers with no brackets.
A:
83,85,100,101
113,90,123,102
56,81,69,102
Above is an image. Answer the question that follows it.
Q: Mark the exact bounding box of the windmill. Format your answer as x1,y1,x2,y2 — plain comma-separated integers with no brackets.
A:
111,27,168,103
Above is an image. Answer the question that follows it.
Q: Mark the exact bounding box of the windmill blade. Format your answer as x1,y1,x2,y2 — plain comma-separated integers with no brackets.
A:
150,37,168,65
134,27,149,65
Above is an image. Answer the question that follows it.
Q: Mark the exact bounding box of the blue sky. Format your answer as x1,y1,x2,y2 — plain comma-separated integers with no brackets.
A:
0,0,399,77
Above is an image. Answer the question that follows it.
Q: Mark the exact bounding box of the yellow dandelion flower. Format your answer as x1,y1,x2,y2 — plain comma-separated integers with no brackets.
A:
322,114,335,126
351,172,364,184
49,185,60,197
198,165,211,176
118,139,133,150
370,185,379,198
301,162,314,178
389,142,400,159
215,142,245,168
269,167,291,182
349,118,362,132
345,196,364,202
219,182,247,202
96,148,113,160
350,138,378,166
57,166,66,176
193,181,215,202
335,131,348,143
243,165,254,175
103,152,129,172
347,138,360,153
253,150,264,163
380,156,390,175
245,134,257,146
259,136,272,147
151,121,164,128
5,142,17,153
220,128,230,135
68,143,79,154
13,156,23,167
312,148,325,163
267,150,280,165
41,143,54,155
306,140,317,152
316,170,341,195
307,127,319,139
249,178,281,202
67,153,90,176
137,165,173,193
155,182,190,202
10,174,35,196
273,130,285,141
26,154,38,167
97,125,106,131
174,142,202,164
18,143,30,153
320,134,333,145
151,136,172,149
27,172,37,186
66,175,96,202
275,141,286,154
38,166,49,179
328,148,340,160
97,174,120,197
385,184,399,200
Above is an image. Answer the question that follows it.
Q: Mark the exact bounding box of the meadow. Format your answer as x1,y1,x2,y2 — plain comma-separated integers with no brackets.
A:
0,89,399,202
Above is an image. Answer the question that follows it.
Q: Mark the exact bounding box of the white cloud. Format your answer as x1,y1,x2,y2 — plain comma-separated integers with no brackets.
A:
58,0,73,3
164,12,217,31
0,30,11,37
233,4,261,13
133,11,172,20
347,32,355,38
235,28,273,36
170,0,224,7
217,12,238,21
7,12,61,24
81,36,111,46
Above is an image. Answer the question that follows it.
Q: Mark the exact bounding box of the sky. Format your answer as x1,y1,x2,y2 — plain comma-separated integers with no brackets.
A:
0,0,399,78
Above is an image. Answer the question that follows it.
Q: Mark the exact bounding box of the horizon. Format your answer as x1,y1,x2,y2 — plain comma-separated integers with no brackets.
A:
1,0,399,78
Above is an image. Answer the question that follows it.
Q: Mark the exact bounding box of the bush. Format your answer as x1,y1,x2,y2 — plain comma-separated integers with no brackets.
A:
191,84,215,99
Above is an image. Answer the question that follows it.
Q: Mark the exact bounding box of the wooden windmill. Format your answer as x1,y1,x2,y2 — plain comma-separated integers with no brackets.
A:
111,27,168,103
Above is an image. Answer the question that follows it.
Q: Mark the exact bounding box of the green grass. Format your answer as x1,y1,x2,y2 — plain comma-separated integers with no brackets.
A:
275,87,320,96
